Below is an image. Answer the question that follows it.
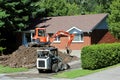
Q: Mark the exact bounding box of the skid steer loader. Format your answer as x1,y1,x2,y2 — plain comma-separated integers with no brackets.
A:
36,47,70,73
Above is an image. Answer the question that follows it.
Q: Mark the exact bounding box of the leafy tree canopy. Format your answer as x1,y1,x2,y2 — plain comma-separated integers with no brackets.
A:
108,0,120,39
38,0,80,17
67,0,113,14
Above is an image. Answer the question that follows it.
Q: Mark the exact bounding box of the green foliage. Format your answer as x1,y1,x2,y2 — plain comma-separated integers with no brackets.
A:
67,0,114,14
38,0,80,16
108,0,120,39
0,0,41,30
81,43,120,70
0,47,5,51
0,47,5,54
55,69,96,78
0,9,9,26
0,0,43,53
95,0,113,13
67,0,97,14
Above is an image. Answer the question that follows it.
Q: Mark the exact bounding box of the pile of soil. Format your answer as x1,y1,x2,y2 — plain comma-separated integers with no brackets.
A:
0,45,79,68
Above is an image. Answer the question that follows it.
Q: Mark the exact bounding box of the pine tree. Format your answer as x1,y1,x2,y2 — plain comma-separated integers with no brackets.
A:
0,0,42,30
0,0,42,53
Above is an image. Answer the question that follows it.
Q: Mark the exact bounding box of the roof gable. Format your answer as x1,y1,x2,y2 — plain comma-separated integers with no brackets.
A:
67,27,82,32
67,27,82,34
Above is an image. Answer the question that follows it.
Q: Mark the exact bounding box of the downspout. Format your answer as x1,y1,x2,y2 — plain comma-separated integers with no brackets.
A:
30,32,33,42
22,32,28,47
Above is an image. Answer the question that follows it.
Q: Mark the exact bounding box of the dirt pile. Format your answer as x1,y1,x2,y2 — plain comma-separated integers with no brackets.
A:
0,45,79,68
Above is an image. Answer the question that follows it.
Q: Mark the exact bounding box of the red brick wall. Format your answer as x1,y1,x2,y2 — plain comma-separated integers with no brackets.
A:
52,34,91,50
52,30,118,50
98,31,118,43
91,29,108,44
91,29,118,44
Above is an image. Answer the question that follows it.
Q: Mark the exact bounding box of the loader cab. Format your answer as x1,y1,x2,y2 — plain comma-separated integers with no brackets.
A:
37,48,58,58
37,50,49,58
33,28,48,43
35,28,46,37
38,29,46,37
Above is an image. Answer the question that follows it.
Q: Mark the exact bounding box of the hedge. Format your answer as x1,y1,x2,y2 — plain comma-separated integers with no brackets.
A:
81,43,120,70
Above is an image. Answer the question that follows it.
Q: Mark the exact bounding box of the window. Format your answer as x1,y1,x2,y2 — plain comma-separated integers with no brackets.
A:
73,33,83,42
54,37,60,42
49,33,60,43
38,29,45,36
73,34,83,42
67,27,84,42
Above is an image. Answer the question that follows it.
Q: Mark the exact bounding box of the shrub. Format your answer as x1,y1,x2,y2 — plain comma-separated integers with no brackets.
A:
0,47,6,56
81,43,120,70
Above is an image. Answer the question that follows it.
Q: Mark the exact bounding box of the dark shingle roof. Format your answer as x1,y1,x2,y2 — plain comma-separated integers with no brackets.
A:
37,14,108,33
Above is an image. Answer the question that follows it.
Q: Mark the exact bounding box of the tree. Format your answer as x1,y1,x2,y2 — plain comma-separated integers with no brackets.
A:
0,0,42,30
38,0,80,17
95,0,113,13
66,0,114,14
108,0,120,39
0,0,42,53
66,0,98,14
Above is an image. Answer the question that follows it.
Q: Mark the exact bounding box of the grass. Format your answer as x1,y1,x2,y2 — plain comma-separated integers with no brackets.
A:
0,65,28,73
55,69,97,78
54,63,120,79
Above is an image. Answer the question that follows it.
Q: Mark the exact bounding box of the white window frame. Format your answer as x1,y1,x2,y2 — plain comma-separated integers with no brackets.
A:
67,27,84,43
53,37,60,43
72,33,84,42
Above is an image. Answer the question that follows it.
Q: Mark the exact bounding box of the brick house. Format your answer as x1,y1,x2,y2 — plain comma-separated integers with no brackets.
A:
21,14,117,50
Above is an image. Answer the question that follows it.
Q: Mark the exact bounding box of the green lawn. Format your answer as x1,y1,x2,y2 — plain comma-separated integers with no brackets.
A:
54,63,120,79
0,65,28,73
55,69,98,78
